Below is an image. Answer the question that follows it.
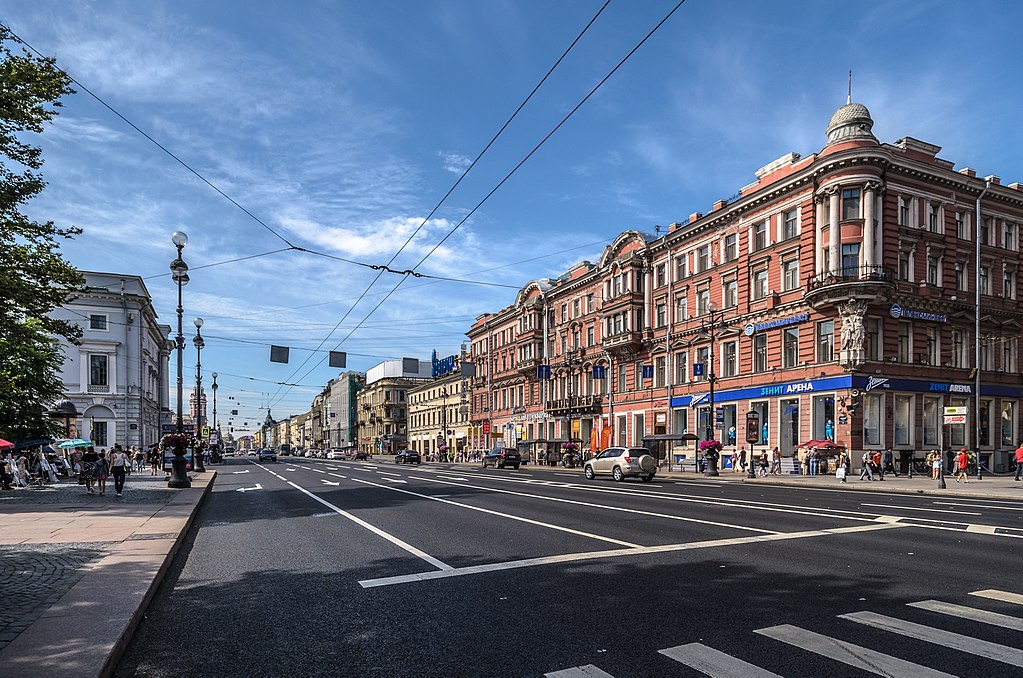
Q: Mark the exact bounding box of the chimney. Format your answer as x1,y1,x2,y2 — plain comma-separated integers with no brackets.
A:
669,222,683,232
959,167,976,177
984,175,1000,185
1008,182,1023,192
688,212,702,224
712,199,727,211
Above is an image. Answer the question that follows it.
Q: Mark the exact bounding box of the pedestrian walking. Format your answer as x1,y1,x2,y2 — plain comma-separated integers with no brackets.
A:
836,452,849,483
872,450,884,480
882,447,899,477
94,451,110,495
1015,442,1023,481
80,447,99,493
758,450,769,477
731,448,741,472
133,446,146,473
955,448,970,483
859,451,874,481
110,446,130,496
149,446,161,475
771,446,782,475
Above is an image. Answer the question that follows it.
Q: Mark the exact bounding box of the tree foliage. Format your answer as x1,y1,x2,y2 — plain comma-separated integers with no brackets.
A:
0,27,83,441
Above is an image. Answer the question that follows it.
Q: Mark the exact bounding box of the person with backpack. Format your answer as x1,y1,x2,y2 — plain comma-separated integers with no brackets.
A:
110,445,130,496
859,451,874,481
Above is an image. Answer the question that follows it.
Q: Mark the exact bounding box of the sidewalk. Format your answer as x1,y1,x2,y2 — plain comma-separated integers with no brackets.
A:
0,469,216,678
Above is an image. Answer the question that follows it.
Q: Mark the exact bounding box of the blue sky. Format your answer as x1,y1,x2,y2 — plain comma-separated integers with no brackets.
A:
6,1,1022,436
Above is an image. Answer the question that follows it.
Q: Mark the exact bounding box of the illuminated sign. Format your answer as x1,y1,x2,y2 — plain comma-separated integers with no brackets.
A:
744,313,809,335
431,350,457,377
890,303,947,323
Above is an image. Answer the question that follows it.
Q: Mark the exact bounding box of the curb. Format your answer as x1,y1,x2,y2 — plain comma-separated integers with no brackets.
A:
0,471,217,678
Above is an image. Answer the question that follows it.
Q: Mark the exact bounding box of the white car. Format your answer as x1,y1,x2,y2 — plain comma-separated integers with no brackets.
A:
327,449,347,460
583,447,657,482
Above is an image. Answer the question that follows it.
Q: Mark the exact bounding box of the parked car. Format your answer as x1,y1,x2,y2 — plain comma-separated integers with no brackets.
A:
395,450,421,465
481,448,520,469
258,448,277,462
583,447,657,482
326,449,346,460
304,449,317,458
353,450,371,461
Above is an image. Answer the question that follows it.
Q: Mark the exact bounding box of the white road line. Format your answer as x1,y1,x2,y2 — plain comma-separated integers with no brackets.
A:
659,642,783,678
908,600,1023,630
377,471,401,477
311,468,326,474
859,503,982,516
359,523,904,588
349,477,640,548
840,611,1023,667
327,473,347,479
935,501,1023,512
971,589,1023,606
545,665,614,678
755,624,953,677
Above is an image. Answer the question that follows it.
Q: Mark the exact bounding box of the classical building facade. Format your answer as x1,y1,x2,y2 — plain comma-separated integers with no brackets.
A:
467,101,1023,472
51,272,171,449
356,359,430,455
408,350,472,459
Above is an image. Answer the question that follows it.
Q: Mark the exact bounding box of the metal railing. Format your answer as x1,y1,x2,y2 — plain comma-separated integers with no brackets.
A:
807,264,893,290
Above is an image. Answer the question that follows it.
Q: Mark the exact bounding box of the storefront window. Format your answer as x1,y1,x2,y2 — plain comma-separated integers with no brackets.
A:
893,395,913,446
752,401,769,446
949,397,967,447
922,397,940,447
1001,401,1016,447
722,404,737,445
697,406,710,440
780,399,799,454
979,400,990,446
813,395,835,440
673,408,688,435
863,394,882,446
633,413,645,446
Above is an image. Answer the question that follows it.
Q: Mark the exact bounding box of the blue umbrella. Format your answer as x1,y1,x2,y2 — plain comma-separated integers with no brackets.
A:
57,439,94,449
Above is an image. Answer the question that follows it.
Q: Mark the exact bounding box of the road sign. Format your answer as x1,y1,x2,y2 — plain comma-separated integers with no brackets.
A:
943,407,968,416
944,414,967,425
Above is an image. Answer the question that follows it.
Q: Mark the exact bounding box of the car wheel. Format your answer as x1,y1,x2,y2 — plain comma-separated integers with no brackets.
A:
641,474,654,483
612,466,624,482
481,460,487,468
584,465,595,480
513,464,520,470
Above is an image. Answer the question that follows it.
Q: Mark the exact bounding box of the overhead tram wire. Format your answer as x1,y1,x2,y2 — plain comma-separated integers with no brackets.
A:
264,1,613,408
271,0,691,408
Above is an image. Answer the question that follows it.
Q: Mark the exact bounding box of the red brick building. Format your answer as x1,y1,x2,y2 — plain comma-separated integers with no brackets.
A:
466,100,1023,472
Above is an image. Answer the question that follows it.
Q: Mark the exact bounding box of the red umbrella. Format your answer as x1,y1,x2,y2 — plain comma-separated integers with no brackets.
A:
795,439,845,450
0,438,14,450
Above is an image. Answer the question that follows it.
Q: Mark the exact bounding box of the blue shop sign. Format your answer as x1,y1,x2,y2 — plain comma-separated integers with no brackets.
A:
853,376,1019,397
743,312,810,336
432,350,457,377
890,303,947,323
672,375,853,408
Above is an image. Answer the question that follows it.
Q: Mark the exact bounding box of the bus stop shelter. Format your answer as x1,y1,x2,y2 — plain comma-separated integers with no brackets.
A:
641,433,700,472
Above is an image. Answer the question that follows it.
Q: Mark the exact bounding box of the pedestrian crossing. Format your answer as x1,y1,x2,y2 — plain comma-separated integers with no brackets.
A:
545,589,1023,677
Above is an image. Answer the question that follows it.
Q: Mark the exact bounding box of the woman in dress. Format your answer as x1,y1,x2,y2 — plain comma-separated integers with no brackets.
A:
80,446,99,493
93,451,110,496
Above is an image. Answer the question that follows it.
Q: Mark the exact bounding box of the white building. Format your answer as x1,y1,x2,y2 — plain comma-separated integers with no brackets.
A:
51,271,171,449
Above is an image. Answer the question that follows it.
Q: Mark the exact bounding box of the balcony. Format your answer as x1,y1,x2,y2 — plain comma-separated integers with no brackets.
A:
601,328,644,354
546,395,604,417
517,357,539,375
804,264,896,309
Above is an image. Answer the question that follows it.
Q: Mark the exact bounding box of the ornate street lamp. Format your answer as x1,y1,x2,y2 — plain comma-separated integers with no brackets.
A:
698,302,728,477
211,372,219,463
192,317,206,472
168,231,191,488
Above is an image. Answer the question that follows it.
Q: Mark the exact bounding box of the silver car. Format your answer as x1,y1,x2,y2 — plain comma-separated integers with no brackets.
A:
584,447,657,482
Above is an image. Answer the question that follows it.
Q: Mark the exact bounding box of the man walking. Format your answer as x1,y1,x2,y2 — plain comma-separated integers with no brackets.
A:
882,447,899,477
859,451,874,481
955,448,970,483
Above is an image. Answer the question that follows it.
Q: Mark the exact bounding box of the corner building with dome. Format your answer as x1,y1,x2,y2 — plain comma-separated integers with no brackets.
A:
465,100,1023,473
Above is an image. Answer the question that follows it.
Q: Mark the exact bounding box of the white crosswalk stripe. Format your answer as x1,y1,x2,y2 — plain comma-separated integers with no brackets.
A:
840,610,1023,667
971,588,1023,606
659,642,783,677
545,665,614,678
754,624,954,677
908,599,1023,631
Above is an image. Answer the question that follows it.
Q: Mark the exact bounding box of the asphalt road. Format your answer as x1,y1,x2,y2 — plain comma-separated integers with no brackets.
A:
115,456,1023,677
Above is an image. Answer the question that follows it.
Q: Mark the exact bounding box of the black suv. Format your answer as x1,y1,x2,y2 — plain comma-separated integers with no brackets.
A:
481,448,521,469
395,450,421,465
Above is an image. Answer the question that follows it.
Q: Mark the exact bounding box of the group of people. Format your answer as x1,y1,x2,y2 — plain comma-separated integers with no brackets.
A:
730,447,782,476
858,448,900,481
1,442,165,495
0,447,68,489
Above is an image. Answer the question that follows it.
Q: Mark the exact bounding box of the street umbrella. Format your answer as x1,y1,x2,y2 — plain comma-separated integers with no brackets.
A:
795,439,844,450
57,439,94,449
0,438,14,450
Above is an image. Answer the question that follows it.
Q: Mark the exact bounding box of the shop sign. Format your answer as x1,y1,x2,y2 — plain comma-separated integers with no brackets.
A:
890,303,947,323
944,406,968,415
944,414,967,425
743,312,810,336
759,381,815,396
865,376,890,391
431,350,457,377
929,383,972,393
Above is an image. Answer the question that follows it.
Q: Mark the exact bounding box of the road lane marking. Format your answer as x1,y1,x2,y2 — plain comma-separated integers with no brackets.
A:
349,477,641,548
236,484,262,493
311,469,326,474
545,665,614,678
231,470,250,474
859,503,982,516
377,471,401,477
840,611,1023,667
327,473,347,479
908,600,1023,630
359,523,904,588
934,501,1023,512
971,589,1023,606
659,643,783,678
754,624,953,677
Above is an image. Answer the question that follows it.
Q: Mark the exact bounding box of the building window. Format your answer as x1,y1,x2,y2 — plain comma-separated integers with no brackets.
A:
1004,270,1016,300
979,400,991,446
89,354,108,387
955,263,965,291
1001,401,1016,447
863,393,882,446
899,198,910,227
753,334,768,372
981,217,991,245
925,326,939,365
655,303,667,327
928,203,940,232
926,256,939,285
723,341,737,377
842,188,861,220
893,395,913,446
980,266,990,295
92,421,108,447
724,233,738,261
865,318,881,361
817,321,834,362
923,397,940,446
675,351,688,384
951,329,966,368
697,246,710,273
783,328,799,368
897,322,911,362
587,325,594,346
696,289,710,316
981,336,993,371
587,294,594,312
676,255,689,279
723,280,737,308
753,221,767,251
654,356,666,388
695,347,709,381
675,297,688,322
752,269,768,300
89,314,108,331
841,243,860,277
782,259,799,291
561,303,568,321
956,211,965,239
899,251,911,281
783,209,798,240
573,299,581,317
1004,222,1017,251
1003,337,1018,373
617,363,627,393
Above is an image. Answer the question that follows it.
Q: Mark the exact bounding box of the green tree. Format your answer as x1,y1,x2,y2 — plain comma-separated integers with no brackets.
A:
0,26,83,441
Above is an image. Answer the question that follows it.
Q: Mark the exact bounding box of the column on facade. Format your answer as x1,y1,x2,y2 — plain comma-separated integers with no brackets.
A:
863,184,876,270
815,196,825,275
829,189,841,275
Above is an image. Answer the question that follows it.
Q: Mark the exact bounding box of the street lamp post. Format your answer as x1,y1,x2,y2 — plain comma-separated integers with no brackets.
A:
699,302,727,477
168,232,191,488
192,317,206,472
211,372,219,464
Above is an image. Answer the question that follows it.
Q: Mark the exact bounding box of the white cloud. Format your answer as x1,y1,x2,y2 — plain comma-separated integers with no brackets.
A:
439,151,471,175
